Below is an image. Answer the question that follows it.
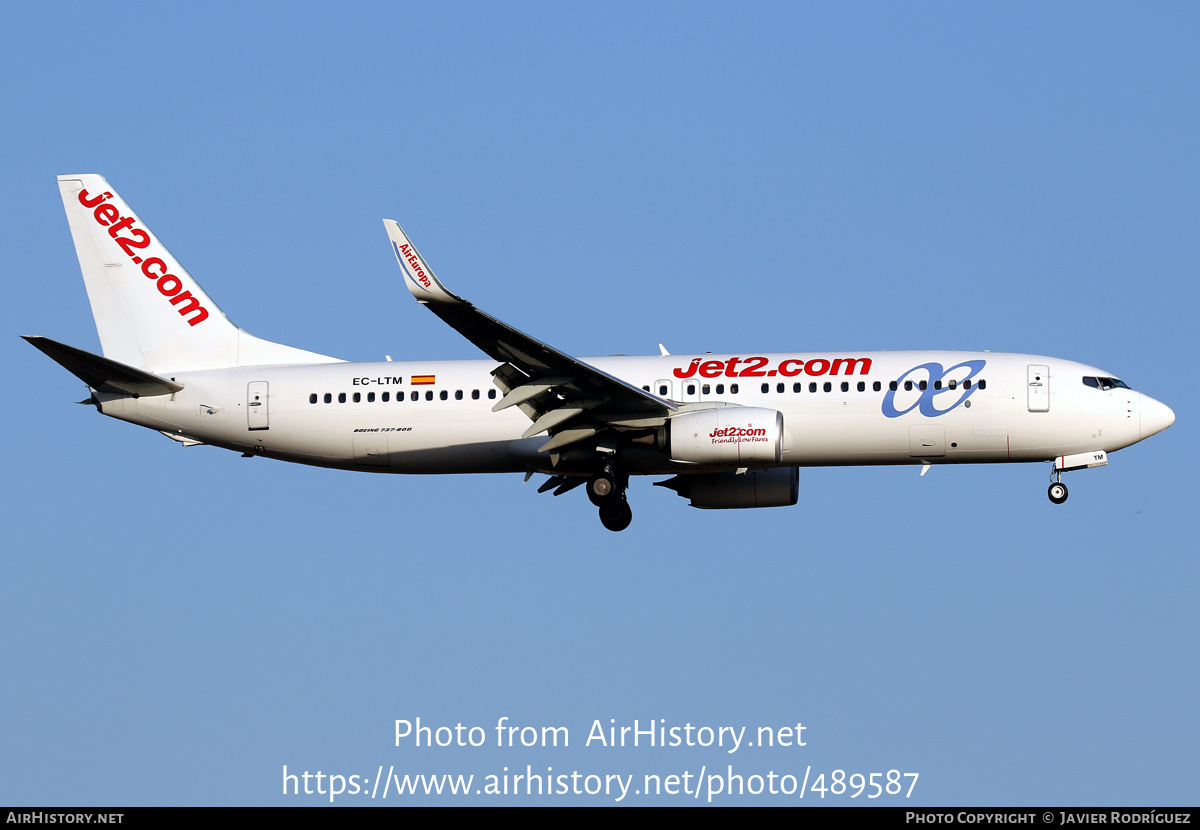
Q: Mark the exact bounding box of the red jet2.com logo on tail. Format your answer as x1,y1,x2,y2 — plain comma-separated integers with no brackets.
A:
77,188,209,326
709,426,768,445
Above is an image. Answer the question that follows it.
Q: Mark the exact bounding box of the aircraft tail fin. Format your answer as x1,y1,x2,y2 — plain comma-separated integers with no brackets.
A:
57,175,341,373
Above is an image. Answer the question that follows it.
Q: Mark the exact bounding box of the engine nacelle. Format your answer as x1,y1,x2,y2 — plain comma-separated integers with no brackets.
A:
667,407,784,466
656,467,799,509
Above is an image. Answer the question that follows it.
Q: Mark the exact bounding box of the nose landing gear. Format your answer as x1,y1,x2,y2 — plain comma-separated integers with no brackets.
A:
1048,470,1068,504
1046,451,1107,504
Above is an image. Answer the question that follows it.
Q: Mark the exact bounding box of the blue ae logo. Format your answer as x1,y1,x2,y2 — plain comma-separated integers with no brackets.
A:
881,360,986,418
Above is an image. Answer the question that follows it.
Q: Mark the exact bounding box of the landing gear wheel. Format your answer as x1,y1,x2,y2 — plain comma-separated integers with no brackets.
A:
598,497,632,532
587,472,617,506
1048,482,1068,504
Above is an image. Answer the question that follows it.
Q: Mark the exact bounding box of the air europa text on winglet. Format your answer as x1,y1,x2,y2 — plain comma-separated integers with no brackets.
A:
395,242,433,289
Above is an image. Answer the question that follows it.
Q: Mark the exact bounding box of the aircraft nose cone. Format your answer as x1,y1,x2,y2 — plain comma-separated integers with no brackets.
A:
1140,393,1175,439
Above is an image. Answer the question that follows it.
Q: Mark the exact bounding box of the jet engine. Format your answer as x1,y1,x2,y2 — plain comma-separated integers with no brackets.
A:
655,467,799,509
667,407,784,466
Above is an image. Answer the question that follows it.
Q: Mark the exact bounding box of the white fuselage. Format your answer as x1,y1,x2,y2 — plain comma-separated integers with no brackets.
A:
95,349,1166,477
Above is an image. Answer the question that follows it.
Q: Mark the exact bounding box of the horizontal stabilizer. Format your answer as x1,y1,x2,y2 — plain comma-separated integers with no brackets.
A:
23,335,183,397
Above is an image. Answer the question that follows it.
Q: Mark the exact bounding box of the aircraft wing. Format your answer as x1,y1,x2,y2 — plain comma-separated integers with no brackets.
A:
383,220,675,455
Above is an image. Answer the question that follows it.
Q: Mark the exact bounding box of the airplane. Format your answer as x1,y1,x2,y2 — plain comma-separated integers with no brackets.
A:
26,175,1175,531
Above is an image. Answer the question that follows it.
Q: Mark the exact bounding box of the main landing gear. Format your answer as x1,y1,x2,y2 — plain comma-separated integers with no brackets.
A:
1048,470,1068,505
588,466,632,531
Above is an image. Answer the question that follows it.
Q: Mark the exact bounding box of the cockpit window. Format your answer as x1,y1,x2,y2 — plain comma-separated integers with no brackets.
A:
1083,376,1131,391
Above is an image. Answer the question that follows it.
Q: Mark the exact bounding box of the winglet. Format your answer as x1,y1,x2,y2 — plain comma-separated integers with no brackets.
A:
383,220,464,305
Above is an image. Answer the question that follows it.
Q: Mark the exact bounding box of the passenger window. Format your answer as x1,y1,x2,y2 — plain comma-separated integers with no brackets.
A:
777,383,785,393
411,391,418,401
425,391,433,401
642,385,650,392
716,384,725,394
823,382,832,393
918,380,927,391
934,380,942,390
731,384,739,394
455,390,463,400
309,393,317,404
353,392,361,403
978,379,986,390
793,382,802,393
488,389,497,399
857,381,865,392
472,389,480,400
702,384,710,395
841,382,849,393
963,380,972,389
382,392,390,402
659,385,668,396
368,392,375,402
761,383,769,393
889,381,898,391
948,380,957,390
904,381,912,391
873,381,881,392
324,393,332,404
687,384,696,395
440,390,448,400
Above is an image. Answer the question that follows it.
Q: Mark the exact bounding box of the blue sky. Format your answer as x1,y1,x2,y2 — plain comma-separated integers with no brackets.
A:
2,2,1196,806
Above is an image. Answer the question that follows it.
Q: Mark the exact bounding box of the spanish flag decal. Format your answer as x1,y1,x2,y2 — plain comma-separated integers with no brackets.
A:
411,375,436,385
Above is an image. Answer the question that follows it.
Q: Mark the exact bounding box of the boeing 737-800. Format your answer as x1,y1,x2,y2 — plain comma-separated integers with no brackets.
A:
26,175,1175,530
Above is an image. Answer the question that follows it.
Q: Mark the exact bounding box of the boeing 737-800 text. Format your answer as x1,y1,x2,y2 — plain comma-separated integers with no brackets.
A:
27,175,1175,530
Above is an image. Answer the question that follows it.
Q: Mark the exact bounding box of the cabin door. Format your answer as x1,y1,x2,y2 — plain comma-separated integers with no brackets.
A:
1027,365,1049,412
247,381,269,430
